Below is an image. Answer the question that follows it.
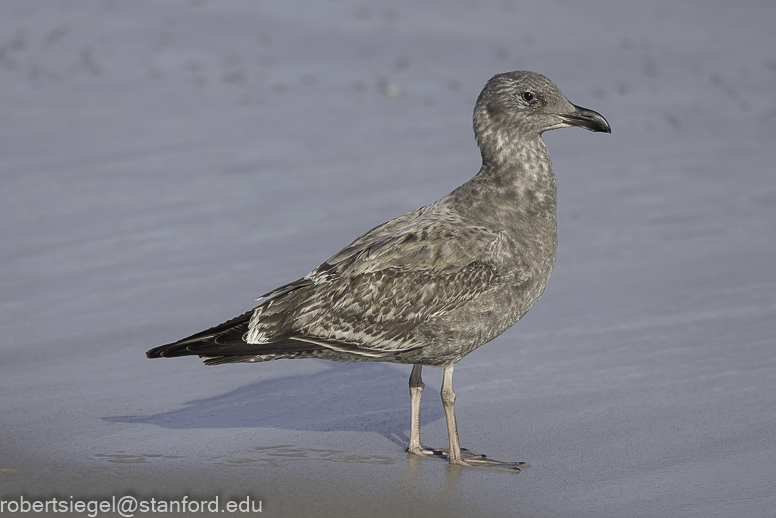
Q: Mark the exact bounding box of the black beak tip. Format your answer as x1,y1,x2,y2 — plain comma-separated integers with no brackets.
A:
597,113,612,134
566,104,611,134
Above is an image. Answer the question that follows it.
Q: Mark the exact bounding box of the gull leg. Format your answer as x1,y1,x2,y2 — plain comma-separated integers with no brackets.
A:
407,363,526,470
440,364,526,470
440,364,465,464
407,364,426,455
406,363,460,459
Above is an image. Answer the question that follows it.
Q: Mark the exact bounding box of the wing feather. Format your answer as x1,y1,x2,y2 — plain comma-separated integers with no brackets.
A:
245,213,507,354
149,204,520,363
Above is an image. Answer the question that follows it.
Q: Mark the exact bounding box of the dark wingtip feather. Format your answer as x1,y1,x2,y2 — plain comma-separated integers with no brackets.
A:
146,342,195,358
203,355,263,366
146,309,256,360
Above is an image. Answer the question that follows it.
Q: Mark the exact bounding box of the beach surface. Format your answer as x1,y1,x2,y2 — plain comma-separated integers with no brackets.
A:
2,1,775,516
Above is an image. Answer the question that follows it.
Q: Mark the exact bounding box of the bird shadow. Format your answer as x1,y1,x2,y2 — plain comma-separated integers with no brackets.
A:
105,362,445,449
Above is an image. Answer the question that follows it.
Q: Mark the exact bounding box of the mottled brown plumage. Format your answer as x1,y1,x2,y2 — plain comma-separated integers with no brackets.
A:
147,71,610,467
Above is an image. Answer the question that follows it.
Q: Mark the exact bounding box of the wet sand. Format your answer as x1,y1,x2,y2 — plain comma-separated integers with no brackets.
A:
2,1,775,516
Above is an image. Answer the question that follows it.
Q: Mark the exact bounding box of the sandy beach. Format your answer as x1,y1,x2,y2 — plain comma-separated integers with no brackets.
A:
2,1,775,516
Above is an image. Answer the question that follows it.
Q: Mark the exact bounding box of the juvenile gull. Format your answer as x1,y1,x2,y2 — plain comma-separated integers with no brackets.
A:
147,71,610,468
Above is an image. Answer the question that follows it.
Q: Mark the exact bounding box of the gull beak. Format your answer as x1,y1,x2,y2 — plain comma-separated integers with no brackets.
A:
556,104,611,133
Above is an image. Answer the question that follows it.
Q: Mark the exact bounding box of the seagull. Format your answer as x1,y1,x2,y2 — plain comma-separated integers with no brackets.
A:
147,70,610,468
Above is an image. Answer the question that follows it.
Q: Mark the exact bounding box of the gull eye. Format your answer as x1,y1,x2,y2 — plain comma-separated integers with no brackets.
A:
520,91,536,104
